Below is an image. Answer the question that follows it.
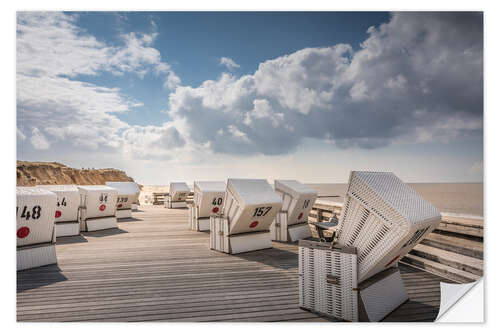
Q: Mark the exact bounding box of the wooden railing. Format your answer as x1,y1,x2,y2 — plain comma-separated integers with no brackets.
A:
152,192,194,205
308,200,343,223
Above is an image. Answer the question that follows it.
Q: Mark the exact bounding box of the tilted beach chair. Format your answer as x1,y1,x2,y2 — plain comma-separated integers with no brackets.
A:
271,180,317,242
210,179,282,254
17,187,57,271
299,171,441,321
190,181,226,231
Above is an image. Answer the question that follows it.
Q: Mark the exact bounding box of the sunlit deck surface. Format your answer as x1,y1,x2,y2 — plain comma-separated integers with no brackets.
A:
17,206,452,322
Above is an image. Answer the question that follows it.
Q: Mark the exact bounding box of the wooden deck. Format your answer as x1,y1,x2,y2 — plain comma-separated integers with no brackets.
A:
17,206,452,322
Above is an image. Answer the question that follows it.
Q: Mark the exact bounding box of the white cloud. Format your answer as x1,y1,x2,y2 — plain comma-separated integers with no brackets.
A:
164,71,182,90
244,99,284,128
168,12,483,155
17,11,181,155
227,125,250,142
17,11,483,164
30,128,50,150
220,57,240,70
121,123,186,160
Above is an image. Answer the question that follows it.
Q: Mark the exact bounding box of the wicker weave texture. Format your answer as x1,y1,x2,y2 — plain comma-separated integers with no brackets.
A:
37,185,80,223
17,187,56,247
337,171,441,282
299,245,358,321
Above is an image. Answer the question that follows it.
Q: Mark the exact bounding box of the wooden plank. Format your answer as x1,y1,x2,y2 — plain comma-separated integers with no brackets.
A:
17,205,452,322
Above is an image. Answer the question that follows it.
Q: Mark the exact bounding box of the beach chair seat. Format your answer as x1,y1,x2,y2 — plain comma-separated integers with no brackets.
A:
37,185,80,237
299,239,408,322
17,187,57,270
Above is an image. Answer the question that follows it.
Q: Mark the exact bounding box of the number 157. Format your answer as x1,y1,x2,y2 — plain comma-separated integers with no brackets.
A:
252,206,271,217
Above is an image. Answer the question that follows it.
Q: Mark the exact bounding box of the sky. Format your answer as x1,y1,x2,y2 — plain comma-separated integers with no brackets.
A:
16,11,483,185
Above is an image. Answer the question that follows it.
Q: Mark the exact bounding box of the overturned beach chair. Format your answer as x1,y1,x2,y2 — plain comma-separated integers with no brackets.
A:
77,185,118,232
190,181,226,231
271,180,317,242
299,171,441,321
165,182,190,208
37,185,81,237
210,179,282,254
17,187,57,271
105,181,140,219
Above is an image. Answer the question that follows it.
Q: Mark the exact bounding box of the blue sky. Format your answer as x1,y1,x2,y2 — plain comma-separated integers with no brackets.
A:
16,11,483,184
72,12,391,126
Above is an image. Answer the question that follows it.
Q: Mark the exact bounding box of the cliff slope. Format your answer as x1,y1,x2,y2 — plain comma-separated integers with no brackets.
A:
17,161,135,186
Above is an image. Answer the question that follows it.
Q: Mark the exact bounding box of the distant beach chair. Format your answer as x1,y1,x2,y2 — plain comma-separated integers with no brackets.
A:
270,180,317,242
299,171,441,321
37,185,80,237
165,182,190,209
210,179,282,254
105,181,140,219
189,181,226,231
17,187,57,271
77,185,118,231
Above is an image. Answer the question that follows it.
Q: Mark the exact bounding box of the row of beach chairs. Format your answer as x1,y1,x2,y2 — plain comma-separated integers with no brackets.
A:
165,171,442,321
16,182,140,271
17,171,442,322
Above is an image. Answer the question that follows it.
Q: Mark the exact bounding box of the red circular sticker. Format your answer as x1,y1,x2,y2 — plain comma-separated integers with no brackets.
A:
17,226,30,239
212,207,219,213
99,204,106,211
298,212,303,220
249,221,259,228
55,210,62,218
117,203,123,209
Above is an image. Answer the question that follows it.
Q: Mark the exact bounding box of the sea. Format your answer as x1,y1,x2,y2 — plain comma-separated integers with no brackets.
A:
142,182,483,217
306,183,483,217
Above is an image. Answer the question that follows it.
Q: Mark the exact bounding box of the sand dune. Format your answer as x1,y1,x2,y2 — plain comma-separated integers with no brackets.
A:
17,161,136,187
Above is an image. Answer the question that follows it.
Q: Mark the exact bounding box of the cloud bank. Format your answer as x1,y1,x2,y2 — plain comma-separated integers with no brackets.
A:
168,12,483,155
17,12,483,162
17,12,182,154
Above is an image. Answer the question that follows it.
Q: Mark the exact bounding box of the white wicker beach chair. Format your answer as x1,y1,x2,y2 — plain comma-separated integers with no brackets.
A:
166,182,190,208
271,180,317,242
336,171,441,282
298,171,440,321
17,187,57,270
191,181,226,231
77,185,118,231
37,185,80,237
105,181,140,219
210,179,282,254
